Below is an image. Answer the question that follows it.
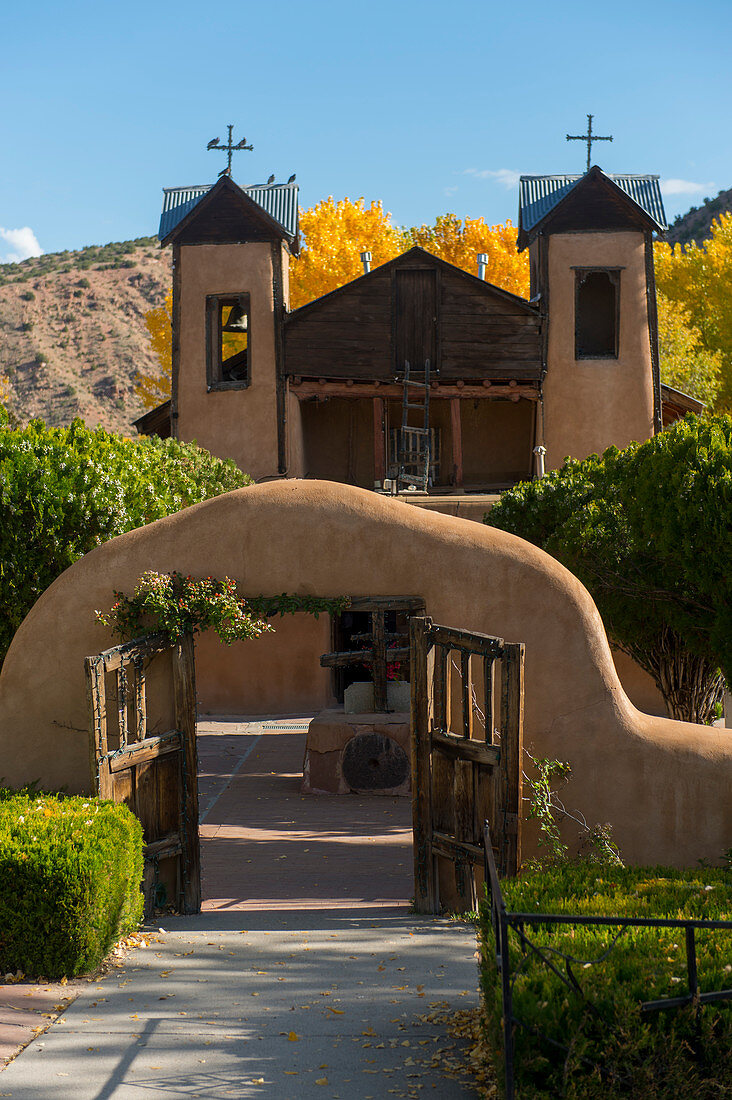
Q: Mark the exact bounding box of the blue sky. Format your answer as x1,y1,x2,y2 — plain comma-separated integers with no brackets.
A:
2,0,730,260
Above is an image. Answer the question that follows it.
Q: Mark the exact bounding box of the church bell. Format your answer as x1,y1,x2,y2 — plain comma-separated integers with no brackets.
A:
222,303,248,332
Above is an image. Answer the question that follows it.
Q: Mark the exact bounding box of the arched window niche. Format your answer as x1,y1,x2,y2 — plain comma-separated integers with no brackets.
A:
574,268,621,360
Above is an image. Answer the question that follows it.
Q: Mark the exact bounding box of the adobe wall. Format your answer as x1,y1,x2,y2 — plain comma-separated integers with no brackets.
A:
175,241,285,480
0,480,729,867
195,613,333,716
543,231,655,468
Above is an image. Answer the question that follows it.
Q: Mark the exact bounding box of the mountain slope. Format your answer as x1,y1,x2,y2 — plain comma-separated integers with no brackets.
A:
666,188,732,249
0,238,171,434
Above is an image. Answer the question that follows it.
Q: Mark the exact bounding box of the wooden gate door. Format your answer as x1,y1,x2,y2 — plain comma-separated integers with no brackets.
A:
410,616,524,914
85,632,201,916
395,268,438,373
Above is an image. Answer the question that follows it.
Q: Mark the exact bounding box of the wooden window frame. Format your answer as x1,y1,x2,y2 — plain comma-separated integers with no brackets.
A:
574,267,621,361
321,596,426,712
205,293,251,391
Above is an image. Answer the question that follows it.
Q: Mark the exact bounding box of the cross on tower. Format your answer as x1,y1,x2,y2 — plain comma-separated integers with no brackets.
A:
566,114,613,172
206,125,253,178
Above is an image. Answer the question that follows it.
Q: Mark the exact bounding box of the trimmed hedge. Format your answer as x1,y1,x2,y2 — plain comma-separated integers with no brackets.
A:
478,862,732,1099
0,791,144,979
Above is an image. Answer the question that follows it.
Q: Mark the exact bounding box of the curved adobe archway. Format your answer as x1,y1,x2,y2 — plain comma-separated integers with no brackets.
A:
0,480,729,866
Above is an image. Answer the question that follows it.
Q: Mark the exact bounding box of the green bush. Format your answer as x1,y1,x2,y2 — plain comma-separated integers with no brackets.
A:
478,862,732,1099
0,419,251,665
487,415,732,723
0,792,144,978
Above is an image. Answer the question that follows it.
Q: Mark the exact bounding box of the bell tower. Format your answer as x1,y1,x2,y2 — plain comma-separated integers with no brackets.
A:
519,167,667,469
159,174,297,480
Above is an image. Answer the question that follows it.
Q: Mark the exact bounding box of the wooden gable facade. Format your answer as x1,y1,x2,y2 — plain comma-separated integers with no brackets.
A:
284,246,542,383
284,249,543,492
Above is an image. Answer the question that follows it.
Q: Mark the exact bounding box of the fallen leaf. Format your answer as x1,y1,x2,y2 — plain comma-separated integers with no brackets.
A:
288,1031,300,1041
315,1078,329,1086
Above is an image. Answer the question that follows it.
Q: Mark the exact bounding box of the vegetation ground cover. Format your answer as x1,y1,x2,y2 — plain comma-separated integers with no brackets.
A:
487,414,732,723
0,419,250,666
478,862,732,1099
0,789,143,980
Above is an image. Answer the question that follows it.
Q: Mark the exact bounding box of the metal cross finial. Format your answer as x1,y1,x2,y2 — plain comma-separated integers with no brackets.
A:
206,124,253,178
566,114,613,172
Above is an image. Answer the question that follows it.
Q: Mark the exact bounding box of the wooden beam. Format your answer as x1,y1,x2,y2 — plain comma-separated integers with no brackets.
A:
289,380,540,401
431,731,500,768
371,610,388,712
450,397,463,489
173,634,201,915
410,615,437,913
373,396,386,483
108,730,182,773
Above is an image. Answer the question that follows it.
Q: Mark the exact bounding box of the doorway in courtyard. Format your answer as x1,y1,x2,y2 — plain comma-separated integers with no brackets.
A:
86,612,524,915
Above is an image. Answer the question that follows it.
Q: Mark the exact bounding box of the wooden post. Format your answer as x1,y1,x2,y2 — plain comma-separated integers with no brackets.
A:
86,657,111,798
461,651,473,740
371,611,388,712
450,397,463,490
434,645,448,732
117,664,128,749
373,397,386,483
496,643,525,876
173,633,201,914
133,656,146,743
411,616,436,914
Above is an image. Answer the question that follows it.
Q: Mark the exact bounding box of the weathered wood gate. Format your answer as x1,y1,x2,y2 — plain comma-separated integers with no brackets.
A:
85,632,201,916
410,616,524,914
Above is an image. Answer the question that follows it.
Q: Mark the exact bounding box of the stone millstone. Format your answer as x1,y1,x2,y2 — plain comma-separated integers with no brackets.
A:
341,732,410,792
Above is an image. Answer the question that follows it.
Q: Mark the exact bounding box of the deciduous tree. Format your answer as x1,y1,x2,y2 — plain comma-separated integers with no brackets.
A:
0,419,250,665
405,214,529,298
136,289,172,409
655,214,732,412
657,292,722,408
289,197,404,309
487,416,732,724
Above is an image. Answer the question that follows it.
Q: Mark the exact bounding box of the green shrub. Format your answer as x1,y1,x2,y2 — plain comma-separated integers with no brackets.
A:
488,415,732,723
478,862,732,1098
0,419,251,665
0,792,143,979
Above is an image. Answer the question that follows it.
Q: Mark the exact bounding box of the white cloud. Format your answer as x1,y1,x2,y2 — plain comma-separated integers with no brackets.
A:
464,168,522,189
0,226,43,264
444,185,459,197
661,179,715,197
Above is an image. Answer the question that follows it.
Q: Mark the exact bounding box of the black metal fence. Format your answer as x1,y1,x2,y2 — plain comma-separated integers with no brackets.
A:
482,822,732,1100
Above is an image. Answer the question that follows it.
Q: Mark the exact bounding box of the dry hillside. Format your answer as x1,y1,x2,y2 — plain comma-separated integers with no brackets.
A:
666,187,732,249
0,238,171,435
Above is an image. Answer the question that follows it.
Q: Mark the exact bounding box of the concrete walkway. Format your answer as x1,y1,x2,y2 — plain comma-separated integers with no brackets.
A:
0,720,482,1098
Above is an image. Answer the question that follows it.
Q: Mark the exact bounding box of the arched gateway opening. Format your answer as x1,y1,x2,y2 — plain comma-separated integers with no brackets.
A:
83,591,525,916
1,480,729,896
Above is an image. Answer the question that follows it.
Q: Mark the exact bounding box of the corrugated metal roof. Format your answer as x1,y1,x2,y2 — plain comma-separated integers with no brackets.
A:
519,172,667,237
158,181,299,241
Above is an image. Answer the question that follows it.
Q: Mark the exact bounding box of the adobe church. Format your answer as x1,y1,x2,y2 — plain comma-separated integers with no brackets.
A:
136,164,701,499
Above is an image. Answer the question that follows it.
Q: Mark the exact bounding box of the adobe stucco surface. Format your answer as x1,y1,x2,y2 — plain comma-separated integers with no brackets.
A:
1,480,729,866
542,231,655,468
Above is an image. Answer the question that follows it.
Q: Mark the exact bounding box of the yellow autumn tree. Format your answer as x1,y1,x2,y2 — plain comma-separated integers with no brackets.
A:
656,293,721,408
136,289,172,410
290,199,530,308
289,197,404,309
655,214,732,412
405,214,529,298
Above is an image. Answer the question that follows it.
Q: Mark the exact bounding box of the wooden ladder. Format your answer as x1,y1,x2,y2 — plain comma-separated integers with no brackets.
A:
397,358,431,492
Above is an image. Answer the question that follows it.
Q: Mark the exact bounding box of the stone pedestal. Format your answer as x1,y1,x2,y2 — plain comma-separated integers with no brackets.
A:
302,708,411,796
